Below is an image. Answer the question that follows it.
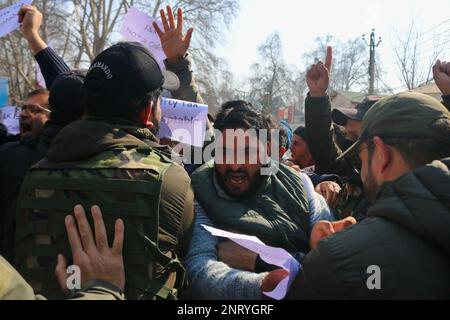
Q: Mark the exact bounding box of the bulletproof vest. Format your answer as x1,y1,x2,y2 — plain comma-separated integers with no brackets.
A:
15,145,185,300
191,162,312,253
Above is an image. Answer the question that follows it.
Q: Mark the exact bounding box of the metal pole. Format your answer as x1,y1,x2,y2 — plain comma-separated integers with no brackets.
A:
363,29,382,95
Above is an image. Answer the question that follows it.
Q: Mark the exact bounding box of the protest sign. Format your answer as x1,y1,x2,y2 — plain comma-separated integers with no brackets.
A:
120,7,166,69
0,0,33,38
202,225,301,300
0,106,20,135
159,97,208,148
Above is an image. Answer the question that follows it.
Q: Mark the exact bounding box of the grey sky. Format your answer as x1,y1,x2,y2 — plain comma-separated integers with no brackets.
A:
214,0,450,92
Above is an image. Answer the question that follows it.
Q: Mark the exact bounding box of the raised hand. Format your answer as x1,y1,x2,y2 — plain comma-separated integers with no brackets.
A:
433,60,450,96
18,5,42,39
17,5,47,54
153,6,194,64
306,46,333,97
55,205,125,293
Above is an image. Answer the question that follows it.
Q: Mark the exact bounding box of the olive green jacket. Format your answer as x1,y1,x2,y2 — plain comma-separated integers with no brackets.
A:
14,118,194,300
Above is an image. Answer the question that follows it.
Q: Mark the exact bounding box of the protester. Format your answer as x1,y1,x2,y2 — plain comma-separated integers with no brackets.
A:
305,47,382,177
0,6,88,261
185,102,335,300
0,88,51,258
289,126,314,171
280,125,341,210
285,92,450,299
18,88,50,140
304,47,376,220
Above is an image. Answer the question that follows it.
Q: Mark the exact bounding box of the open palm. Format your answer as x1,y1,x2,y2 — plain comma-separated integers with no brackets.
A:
153,6,194,63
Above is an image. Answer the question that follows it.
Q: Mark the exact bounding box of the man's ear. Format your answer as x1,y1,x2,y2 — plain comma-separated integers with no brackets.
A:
139,101,154,130
373,136,391,174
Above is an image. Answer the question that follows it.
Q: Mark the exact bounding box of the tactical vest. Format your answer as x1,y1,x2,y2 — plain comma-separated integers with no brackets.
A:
191,161,311,253
15,144,185,300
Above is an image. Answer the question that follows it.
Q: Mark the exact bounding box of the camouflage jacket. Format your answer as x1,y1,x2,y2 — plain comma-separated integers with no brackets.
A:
14,117,194,300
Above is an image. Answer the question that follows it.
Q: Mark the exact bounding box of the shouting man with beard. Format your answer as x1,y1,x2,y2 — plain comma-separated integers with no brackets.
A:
186,102,335,300
18,88,51,140
0,88,50,258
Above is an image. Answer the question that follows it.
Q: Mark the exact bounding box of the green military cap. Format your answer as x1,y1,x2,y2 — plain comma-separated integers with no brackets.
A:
338,92,450,160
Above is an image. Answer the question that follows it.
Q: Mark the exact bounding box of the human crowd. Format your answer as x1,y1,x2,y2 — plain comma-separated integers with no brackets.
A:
0,5,450,300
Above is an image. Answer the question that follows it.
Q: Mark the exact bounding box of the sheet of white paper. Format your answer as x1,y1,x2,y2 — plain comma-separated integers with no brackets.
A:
159,97,208,148
0,106,20,135
202,225,301,300
0,0,33,38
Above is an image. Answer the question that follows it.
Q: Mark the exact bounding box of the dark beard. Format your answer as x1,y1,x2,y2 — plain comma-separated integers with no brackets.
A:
215,168,265,199
151,117,160,135
363,166,381,205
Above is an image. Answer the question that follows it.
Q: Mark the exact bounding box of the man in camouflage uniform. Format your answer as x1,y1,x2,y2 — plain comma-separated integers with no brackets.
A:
14,41,195,300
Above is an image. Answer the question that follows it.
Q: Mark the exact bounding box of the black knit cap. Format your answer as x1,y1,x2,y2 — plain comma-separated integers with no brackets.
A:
49,71,85,111
84,42,179,99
